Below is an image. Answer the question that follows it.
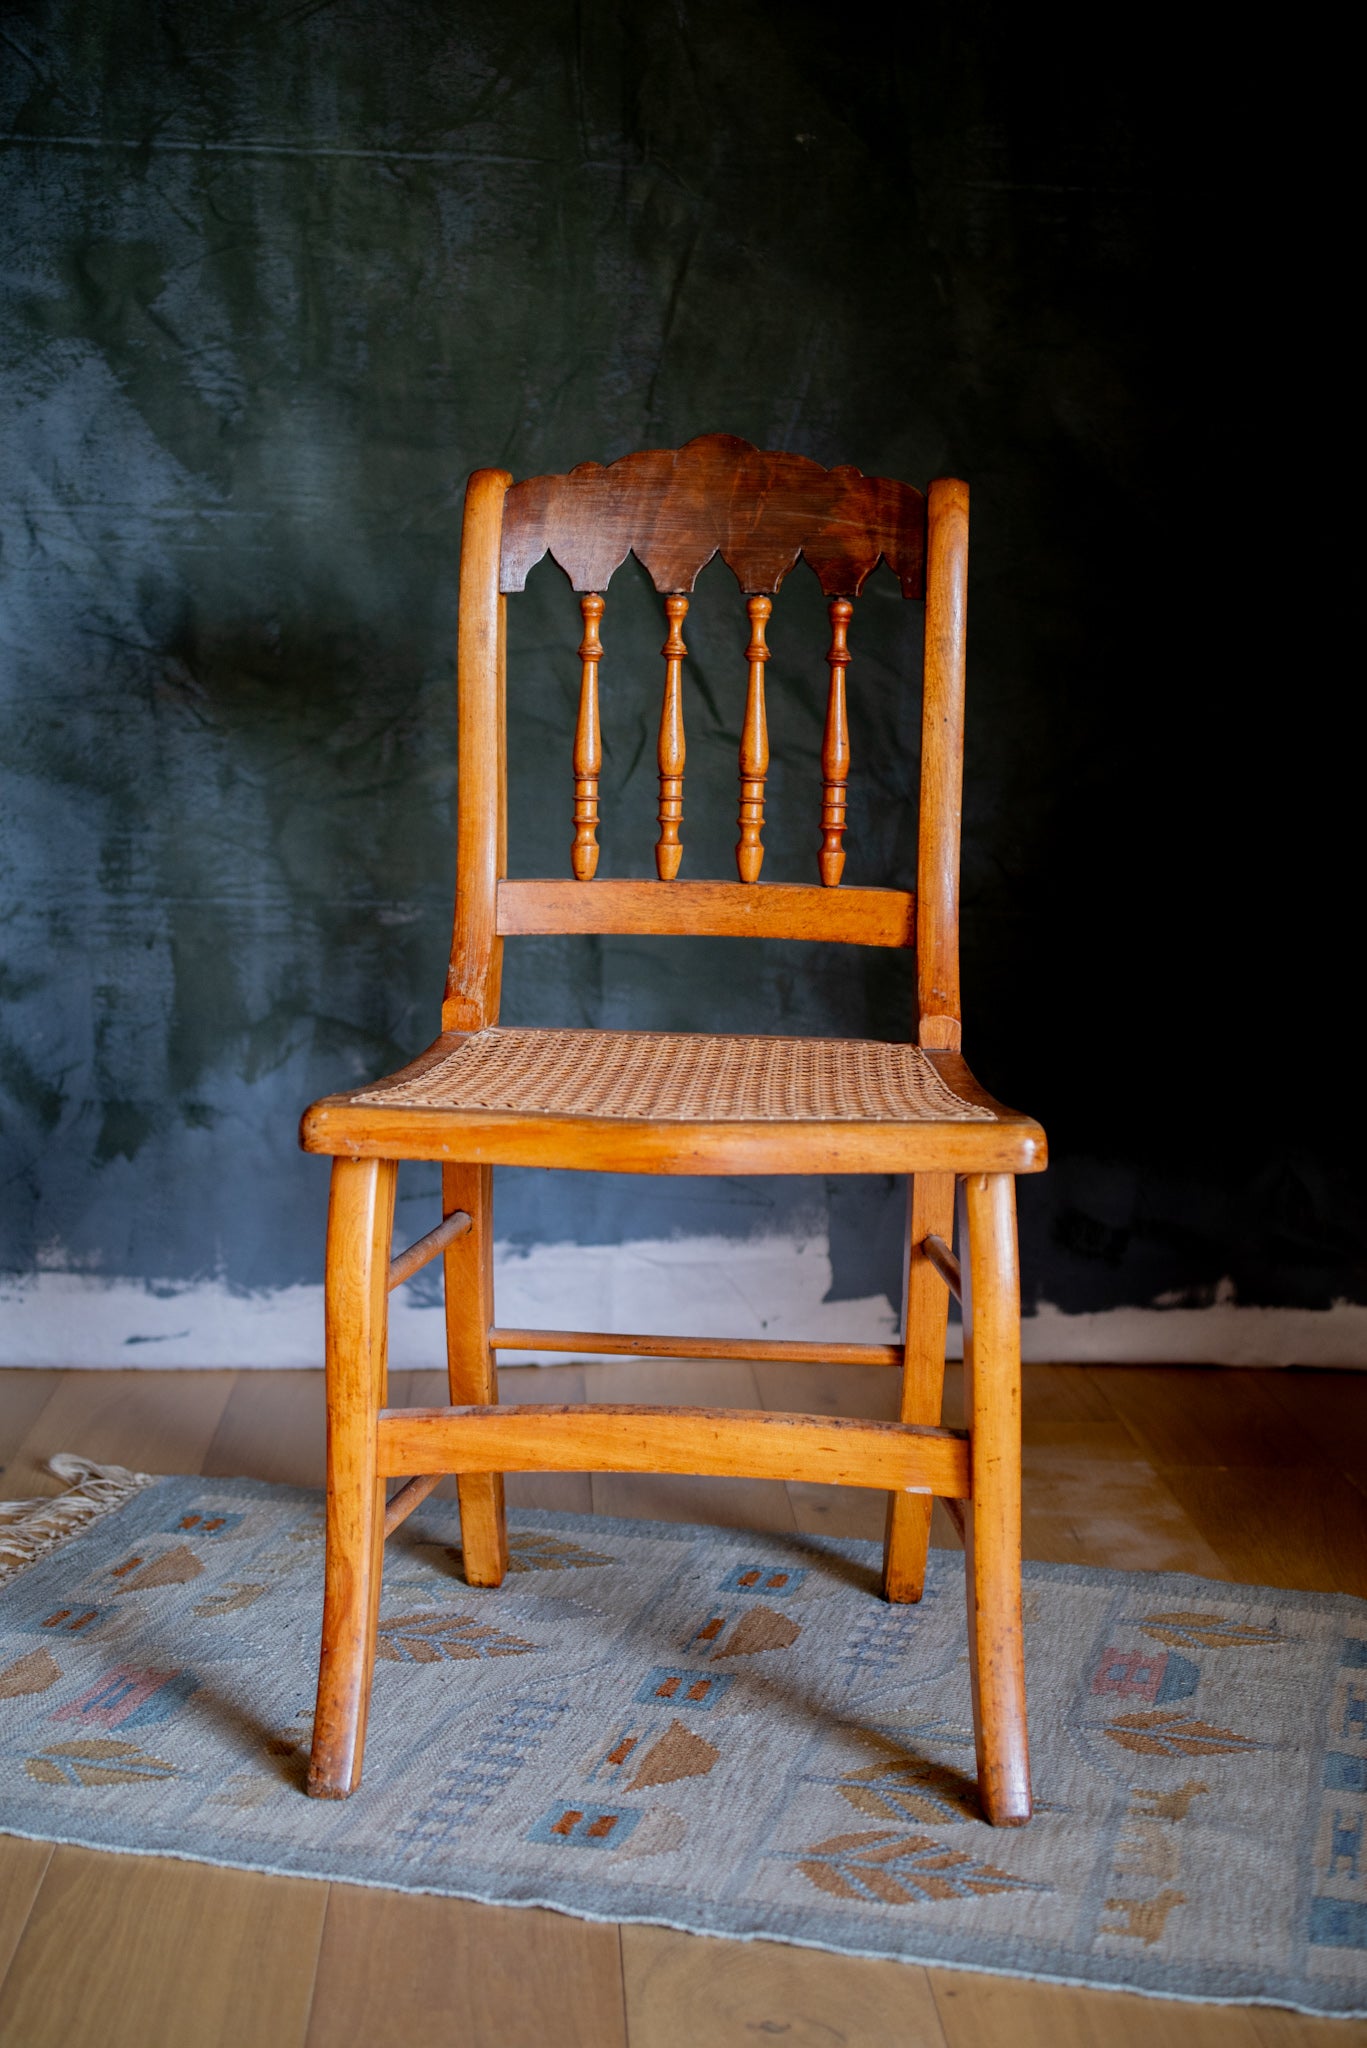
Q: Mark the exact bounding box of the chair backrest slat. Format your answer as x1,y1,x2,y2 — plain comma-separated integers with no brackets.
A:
496,878,915,948
499,433,925,600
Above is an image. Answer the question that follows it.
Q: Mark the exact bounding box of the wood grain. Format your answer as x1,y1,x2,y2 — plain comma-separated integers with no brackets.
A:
917,476,968,1051
571,592,604,879
818,597,852,886
443,464,512,1032
441,1159,507,1586
489,1327,902,1366
495,876,916,945
308,1156,394,1798
305,1888,626,2048
0,1839,51,1991
884,1171,956,1601
961,1172,1031,1824
499,433,926,599
736,595,771,881
622,1923,948,2048
376,1402,971,1495
655,594,688,879
301,1096,1045,1175
0,1848,326,2048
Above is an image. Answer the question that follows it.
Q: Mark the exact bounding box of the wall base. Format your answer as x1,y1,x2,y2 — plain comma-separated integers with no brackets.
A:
3,1236,1364,1369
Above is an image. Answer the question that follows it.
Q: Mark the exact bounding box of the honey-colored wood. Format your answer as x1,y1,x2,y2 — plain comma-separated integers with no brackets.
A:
496,876,915,945
960,1172,1030,1824
382,1471,443,1535
308,1156,395,1799
819,597,852,886
441,1161,507,1587
299,439,1043,1828
737,595,771,882
923,1230,962,1301
571,593,604,880
386,1206,470,1291
376,1402,971,1495
656,594,688,879
490,1327,903,1365
444,466,512,1033
883,1171,957,1602
302,1093,1045,1177
499,433,926,599
917,477,968,1052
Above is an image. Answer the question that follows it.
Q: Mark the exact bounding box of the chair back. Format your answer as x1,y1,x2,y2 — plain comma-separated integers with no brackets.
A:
444,434,968,1053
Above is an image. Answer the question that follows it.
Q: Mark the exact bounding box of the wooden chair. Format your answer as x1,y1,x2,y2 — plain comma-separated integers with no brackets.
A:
300,434,1046,1825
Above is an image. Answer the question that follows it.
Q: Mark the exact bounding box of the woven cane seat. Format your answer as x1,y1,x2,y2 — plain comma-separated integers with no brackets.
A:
353,1028,995,1124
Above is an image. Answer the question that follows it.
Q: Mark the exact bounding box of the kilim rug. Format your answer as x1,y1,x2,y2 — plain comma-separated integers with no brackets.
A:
1,1456,1365,2018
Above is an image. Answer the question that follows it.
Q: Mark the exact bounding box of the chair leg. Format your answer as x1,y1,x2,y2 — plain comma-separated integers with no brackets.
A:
308,1155,396,1799
442,1161,508,1587
960,1171,1031,1826
883,1171,955,1602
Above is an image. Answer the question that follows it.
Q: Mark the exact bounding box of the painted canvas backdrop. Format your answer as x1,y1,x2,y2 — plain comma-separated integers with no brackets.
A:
1,1,1358,1359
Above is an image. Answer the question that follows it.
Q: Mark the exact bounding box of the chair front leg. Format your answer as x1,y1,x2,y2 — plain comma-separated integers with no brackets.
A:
961,1171,1031,1825
308,1155,396,1799
442,1161,508,1586
884,1170,956,1602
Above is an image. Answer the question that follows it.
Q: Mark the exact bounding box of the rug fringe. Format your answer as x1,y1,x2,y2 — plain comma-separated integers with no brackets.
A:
0,1453,154,1583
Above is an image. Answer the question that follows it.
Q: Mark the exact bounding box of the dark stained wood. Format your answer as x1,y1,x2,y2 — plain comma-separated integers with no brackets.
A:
571,593,604,880
737,596,771,882
495,877,915,945
819,599,852,886
499,433,926,599
656,596,688,880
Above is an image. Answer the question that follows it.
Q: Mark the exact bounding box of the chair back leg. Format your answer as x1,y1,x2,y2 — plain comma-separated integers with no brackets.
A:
960,1171,1031,1824
442,1161,509,1585
883,1170,956,1602
309,1155,396,1798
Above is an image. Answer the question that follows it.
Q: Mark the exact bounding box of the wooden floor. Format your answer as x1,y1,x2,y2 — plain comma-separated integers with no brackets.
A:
2,1360,1366,2046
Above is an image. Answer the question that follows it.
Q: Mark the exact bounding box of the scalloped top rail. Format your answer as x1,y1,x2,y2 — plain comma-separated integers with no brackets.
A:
499,433,927,598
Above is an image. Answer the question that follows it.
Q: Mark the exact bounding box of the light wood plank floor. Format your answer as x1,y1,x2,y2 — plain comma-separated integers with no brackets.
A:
1,1362,1365,2047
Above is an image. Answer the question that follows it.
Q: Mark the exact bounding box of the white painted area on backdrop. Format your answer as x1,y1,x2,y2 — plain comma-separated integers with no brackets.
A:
2,1236,1364,1368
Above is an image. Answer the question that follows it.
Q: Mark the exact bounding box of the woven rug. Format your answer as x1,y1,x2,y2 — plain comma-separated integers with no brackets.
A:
1,1458,1364,2018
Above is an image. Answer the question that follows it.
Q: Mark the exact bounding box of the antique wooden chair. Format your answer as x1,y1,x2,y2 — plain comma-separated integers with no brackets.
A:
300,434,1046,1825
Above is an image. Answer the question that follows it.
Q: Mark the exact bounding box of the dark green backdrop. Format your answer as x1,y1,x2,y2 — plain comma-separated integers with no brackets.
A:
2,2,1357,1322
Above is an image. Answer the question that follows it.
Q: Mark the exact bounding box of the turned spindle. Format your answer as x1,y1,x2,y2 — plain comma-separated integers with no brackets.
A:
819,597,852,886
737,596,771,883
656,595,689,880
571,593,604,880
